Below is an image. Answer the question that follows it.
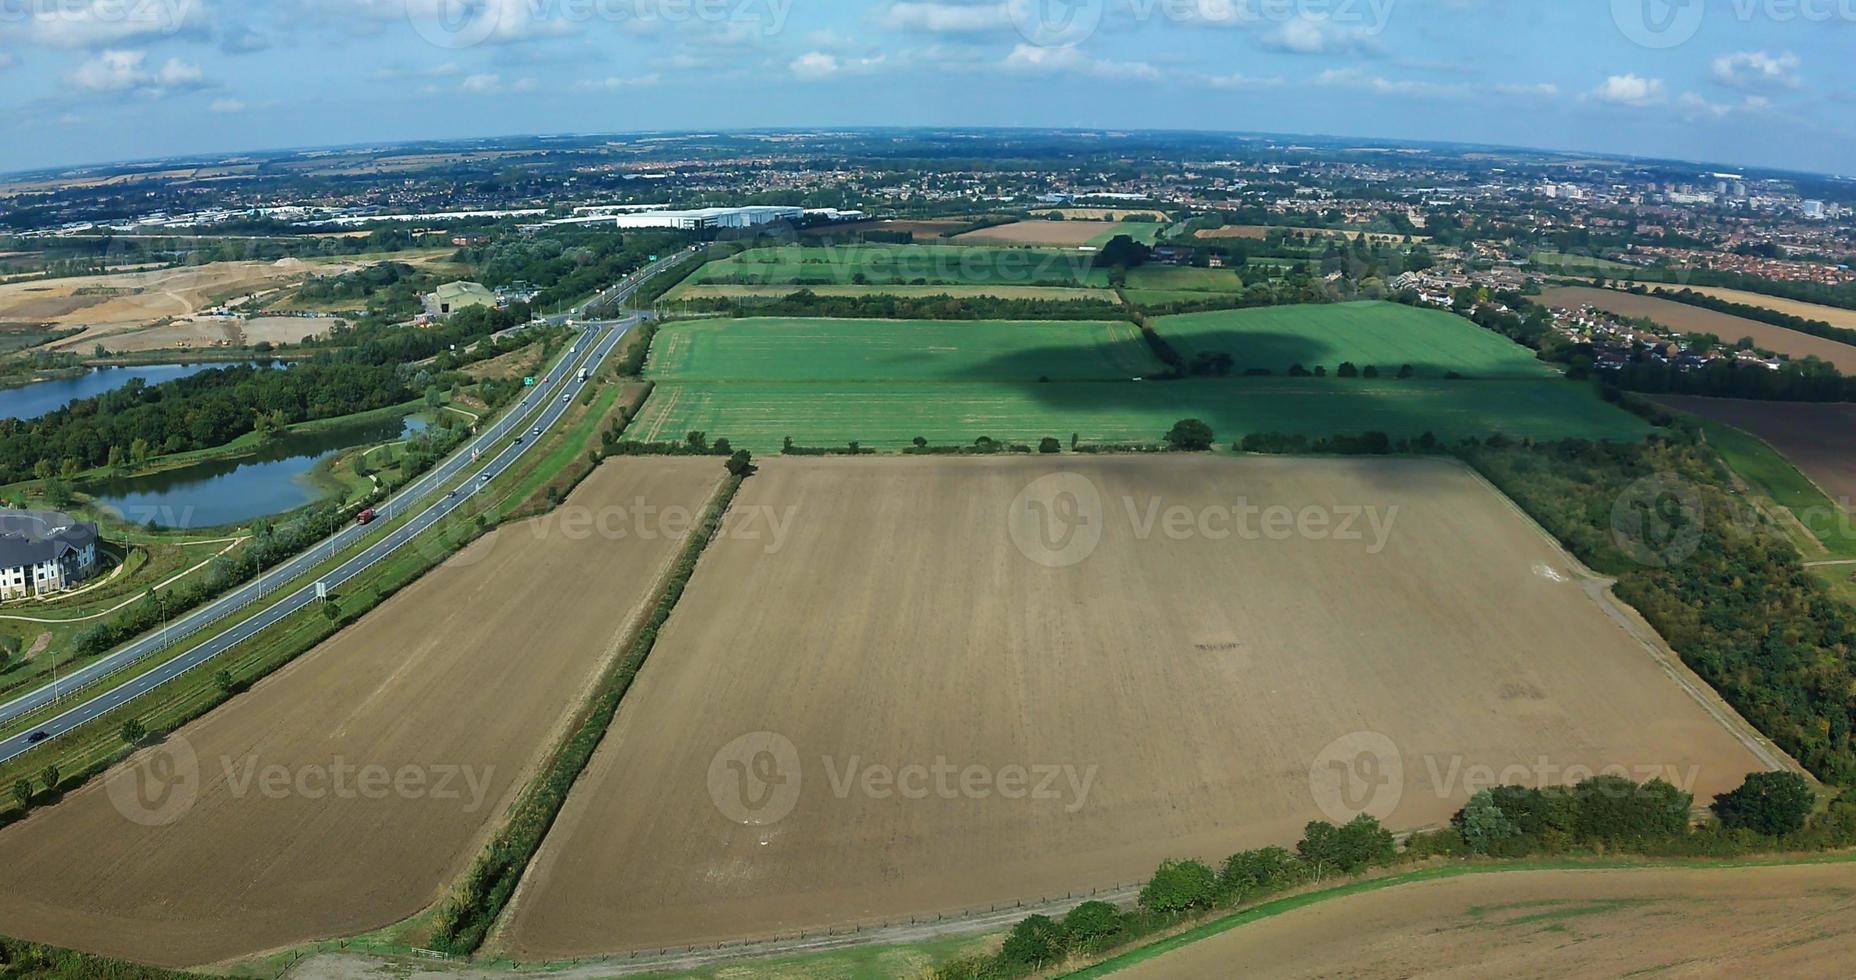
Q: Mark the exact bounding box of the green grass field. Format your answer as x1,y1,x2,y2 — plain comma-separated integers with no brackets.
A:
630,378,1651,451
687,244,1106,289
1689,417,1856,561
1153,301,1560,379
647,317,1163,383
661,282,1120,303
1124,266,1247,293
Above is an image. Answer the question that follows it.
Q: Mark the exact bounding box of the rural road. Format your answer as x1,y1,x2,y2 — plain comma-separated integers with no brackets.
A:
0,248,695,762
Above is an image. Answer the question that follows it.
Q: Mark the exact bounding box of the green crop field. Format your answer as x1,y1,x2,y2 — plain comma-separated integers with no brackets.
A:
1124,265,1247,293
646,317,1164,383
1154,301,1560,379
630,378,1652,452
660,282,1120,303
686,244,1106,289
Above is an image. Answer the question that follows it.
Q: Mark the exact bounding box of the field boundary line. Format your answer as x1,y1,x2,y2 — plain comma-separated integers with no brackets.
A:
1455,458,1799,778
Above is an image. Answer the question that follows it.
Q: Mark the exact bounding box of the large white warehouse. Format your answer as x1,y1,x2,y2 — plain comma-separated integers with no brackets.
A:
612,206,805,231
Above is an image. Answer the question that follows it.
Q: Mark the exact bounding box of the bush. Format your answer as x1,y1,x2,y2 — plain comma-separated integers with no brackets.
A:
1138,858,1217,915
1039,437,1062,455
1713,771,1815,836
1217,846,1305,899
1573,776,1692,844
1297,814,1395,875
1164,418,1215,452
1061,900,1123,951
1455,789,1521,853
998,914,1067,970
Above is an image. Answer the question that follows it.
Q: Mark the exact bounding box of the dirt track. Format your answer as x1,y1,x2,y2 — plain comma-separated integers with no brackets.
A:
0,459,721,968
1116,861,1856,979
499,455,1772,959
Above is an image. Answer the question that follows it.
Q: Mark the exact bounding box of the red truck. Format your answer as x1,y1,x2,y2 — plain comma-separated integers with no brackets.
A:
355,508,378,526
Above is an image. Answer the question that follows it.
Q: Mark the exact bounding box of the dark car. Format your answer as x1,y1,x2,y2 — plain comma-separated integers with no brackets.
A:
27,731,49,744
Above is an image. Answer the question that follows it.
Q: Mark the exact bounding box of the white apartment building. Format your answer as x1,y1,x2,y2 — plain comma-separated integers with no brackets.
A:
0,511,101,600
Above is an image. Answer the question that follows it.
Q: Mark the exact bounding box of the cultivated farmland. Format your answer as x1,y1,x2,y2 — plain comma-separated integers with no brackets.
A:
0,459,723,967
685,245,1103,290
645,317,1162,383
661,282,1119,304
1154,301,1560,378
1656,395,1856,512
628,378,1651,451
1675,286,1856,331
500,456,1772,957
1538,286,1856,372
1114,862,1856,979
955,220,1164,248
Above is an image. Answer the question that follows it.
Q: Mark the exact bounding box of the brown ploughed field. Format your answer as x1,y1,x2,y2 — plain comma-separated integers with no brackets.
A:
1116,861,1856,979
499,455,1773,959
1657,395,1856,504
0,459,722,967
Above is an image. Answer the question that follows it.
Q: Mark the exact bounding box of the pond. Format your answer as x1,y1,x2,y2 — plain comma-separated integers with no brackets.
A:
0,362,258,420
85,414,430,530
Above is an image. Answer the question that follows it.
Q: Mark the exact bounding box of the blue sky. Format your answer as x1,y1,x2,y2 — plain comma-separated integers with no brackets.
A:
2,0,1853,175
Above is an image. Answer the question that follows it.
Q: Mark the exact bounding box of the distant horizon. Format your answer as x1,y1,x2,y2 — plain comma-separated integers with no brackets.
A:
7,123,1849,186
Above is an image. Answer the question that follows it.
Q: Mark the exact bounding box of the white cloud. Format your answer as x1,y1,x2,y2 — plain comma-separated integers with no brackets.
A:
453,73,537,95
1002,44,1159,81
1315,67,1464,99
1261,15,1380,56
790,51,887,80
210,98,246,113
1677,92,1773,120
574,74,663,92
1711,50,1801,90
1203,72,1285,90
881,2,1009,34
69,50,209,95
1496,82,1560,99
1589,73,1667,107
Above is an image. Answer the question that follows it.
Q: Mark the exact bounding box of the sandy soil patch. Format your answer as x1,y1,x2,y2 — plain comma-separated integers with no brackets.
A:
1539,286,1856,373
0,459,723,968
500,455,1771,958
1117,861,1856,979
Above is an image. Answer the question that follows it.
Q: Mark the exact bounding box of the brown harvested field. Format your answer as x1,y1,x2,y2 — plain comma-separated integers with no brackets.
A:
1678,285,1856,331
499,455,1774,959
1538,286,1856,373
1116,861,1856,979
1195,225,1426,244
663,282,1119,303
0,259,367,353
0,459,723,968
954,220,1119,247
1656,395,1856,505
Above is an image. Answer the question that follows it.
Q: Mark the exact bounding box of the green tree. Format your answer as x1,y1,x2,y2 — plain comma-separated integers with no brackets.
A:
1713,771,1815,836
1298,814,1395,875
1218,846,1305,898
130,437,151,466
40,764,59,795
106,444,126,472
1139,858,1217,915
998,914,1066,970
120,719,147,745
31,459,52,481
1455,789,1521,853
1039,437,1062,454
214,668,236,696
323,600,341,624
12,778,31,810
726,450,757,478
1164,418,1215,452
1061,900,1122,951
1574,776,1691,844
1337,362,1360,378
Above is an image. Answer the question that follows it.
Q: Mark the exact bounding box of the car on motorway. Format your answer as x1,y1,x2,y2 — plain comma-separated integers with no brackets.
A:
532,427,541,437
26,731,49,744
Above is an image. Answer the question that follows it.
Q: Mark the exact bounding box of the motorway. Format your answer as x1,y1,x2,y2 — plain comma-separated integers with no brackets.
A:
0,247,697,764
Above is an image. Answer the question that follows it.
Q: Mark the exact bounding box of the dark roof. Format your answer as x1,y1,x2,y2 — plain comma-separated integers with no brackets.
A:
0,511,98,569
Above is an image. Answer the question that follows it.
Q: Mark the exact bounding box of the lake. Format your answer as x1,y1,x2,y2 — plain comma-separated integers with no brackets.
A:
86,414,430,530
0,362,256,420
